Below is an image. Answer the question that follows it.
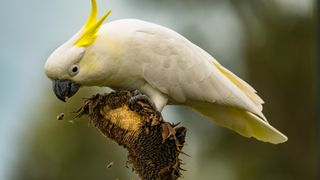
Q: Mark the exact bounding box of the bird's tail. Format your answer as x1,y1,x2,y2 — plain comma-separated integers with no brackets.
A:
188,102,287,144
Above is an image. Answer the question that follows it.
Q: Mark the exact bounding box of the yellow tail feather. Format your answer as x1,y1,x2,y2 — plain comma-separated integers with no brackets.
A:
189,101,287,144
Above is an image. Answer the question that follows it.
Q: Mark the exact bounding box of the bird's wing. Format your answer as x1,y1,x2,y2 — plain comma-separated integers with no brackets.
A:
127,21,287,143
132,23,264,119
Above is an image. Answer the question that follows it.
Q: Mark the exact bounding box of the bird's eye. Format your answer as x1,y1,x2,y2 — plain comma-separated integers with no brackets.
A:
69,65,79,76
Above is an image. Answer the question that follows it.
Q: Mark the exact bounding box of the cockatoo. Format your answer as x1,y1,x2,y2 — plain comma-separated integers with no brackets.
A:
45,0,287,144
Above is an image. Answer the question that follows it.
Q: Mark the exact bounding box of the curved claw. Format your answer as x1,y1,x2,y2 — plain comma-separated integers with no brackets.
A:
128,93,157,110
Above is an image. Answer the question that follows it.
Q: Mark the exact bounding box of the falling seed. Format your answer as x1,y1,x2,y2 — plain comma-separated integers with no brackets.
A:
106,162,114,169
68,120,74,124
57,113,65,120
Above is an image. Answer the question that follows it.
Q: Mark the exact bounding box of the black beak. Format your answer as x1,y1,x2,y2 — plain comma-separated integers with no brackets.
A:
52,80,80,102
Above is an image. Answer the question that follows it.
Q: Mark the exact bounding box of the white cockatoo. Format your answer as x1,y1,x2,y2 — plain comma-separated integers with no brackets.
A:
45,0,287,144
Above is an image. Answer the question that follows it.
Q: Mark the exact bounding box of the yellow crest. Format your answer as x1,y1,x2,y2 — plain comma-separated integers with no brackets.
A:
75,0,112,47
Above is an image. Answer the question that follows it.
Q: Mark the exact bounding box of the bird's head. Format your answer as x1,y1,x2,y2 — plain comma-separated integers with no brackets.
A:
45,0,112,102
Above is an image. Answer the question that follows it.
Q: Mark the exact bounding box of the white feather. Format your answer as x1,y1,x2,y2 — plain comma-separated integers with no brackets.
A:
90,19,287,143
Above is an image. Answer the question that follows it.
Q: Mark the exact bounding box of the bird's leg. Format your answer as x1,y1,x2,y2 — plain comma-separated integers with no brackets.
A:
129,84,168,112
139,84,169,112
128,90,157,110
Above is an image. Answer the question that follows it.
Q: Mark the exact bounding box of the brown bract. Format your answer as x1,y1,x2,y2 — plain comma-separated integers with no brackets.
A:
76,91,187,180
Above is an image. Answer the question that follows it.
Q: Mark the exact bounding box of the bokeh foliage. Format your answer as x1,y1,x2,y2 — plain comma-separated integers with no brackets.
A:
11,1,316,180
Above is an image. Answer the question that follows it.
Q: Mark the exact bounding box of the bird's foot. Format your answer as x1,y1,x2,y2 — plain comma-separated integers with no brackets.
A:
128,90,157,111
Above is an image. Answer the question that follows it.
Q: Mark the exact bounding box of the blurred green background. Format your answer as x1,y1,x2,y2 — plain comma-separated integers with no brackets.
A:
0,0,317,179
